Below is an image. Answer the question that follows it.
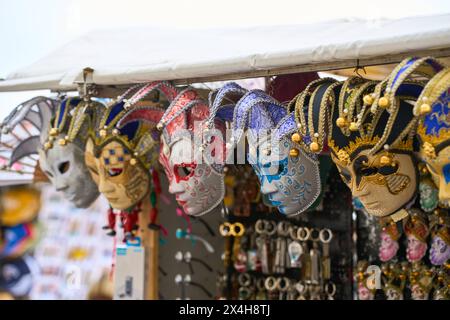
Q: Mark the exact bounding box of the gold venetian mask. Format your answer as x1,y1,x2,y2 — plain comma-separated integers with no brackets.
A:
85,138,149,210
332,149,417,216
415,68,450,206
329,76,420,218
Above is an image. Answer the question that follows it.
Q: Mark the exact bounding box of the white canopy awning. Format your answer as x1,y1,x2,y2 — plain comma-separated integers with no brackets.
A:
1,14,450,92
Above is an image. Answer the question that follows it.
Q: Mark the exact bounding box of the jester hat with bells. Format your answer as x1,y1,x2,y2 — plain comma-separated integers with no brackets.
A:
229,87,321,216
329,76,423,218
85,82,174,213
157,84,234,216
38,96,106,208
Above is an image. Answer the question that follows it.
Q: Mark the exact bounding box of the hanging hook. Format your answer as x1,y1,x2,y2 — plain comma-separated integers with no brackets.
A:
353,59,367,79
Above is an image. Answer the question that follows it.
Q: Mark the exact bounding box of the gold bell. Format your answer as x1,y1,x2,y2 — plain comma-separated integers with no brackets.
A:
349,122,358,132
58,138,67,146
336,117,346,128
112,129,119,136
289,148,299,157
378,96,390,108
130,158,137,166
49,128,58,136
310,142,320,153
99,129,107,137
363,94,374,106
419,103,431,115
291,132,301,143
380,155,392,166
44,141,53,150
156,122,164,131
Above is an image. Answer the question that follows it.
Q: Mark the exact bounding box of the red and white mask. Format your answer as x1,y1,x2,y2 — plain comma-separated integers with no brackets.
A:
158,88,227,216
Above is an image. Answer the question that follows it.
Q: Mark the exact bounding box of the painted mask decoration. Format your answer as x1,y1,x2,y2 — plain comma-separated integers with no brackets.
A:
85,82,171,211
419,177,439,212
230,86,321,216
415,68,450,207
40,97,107,208
157,85,231,216
329,77,421,218
404,211,429,263
428,209,450,266
355,261,375,300
378,222,401,262
409,264,434,300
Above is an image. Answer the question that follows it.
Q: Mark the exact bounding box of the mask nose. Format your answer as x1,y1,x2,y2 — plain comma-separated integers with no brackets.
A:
169,180,185,194
54,177,69,192
260,178,278,194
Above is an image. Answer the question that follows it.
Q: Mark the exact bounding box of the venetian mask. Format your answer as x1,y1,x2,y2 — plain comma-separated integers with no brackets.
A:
411,284,428,300
385,287,403,300
429,227,450,265
85,138,150,210
85,86,167,211
332,149,417,217
419,177,439,212
230,87,321,215
158,86,233,216
415,69,450,207
379,229,400,262
247,136,319,215
329,77,421,218
404,212,429,263
39,97,104,208
357,283,374,300
39,138,98,208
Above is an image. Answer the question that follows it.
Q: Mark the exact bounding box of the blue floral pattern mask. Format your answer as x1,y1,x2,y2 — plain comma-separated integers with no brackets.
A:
244,123,320,215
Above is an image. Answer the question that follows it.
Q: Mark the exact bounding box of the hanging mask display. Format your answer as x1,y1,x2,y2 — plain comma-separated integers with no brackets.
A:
229,87,321,216
329,76,422,218
403,210,429,263
378,220,401,262
157,85,229,216
38,97,105,208
85,82,170,213
0,185,40,226
428,209,450,266
414,67,450,207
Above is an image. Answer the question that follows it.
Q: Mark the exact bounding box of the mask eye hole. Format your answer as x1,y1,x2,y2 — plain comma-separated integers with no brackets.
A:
58,161,70,174
378,163,398,175
176,165,194,178
108,168,123,177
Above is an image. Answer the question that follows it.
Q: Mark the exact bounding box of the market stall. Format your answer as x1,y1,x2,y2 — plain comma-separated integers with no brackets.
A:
0,14,450,300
